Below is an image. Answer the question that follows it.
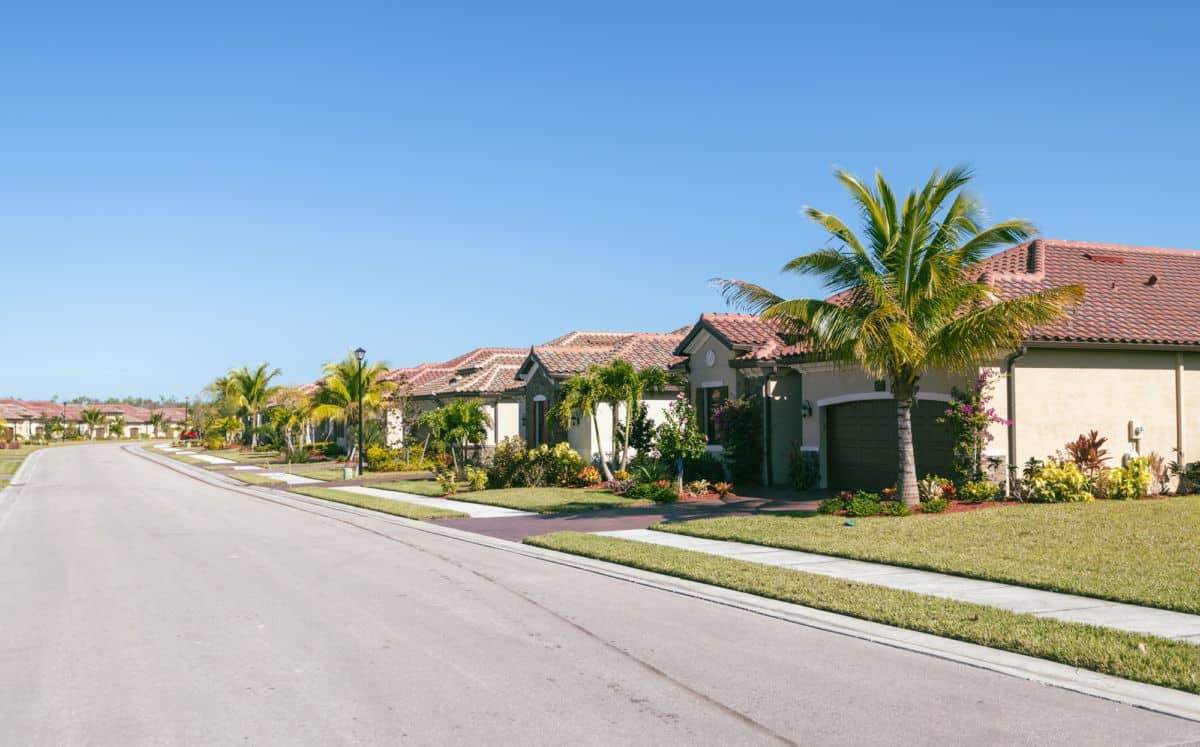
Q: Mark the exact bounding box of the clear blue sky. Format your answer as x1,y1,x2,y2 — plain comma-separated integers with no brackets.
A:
3,2,1197,399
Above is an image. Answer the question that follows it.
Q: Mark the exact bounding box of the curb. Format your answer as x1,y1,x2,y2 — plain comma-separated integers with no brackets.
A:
130,445,1200,723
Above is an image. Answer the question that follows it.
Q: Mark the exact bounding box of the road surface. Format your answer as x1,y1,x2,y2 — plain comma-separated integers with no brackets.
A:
2,444,1197,745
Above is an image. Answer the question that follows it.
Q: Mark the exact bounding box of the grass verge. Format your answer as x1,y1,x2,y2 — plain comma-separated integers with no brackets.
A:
653,498,1200,615
288,486,467,520
526,531,1200,694
374,482,651,512
297,467,431,482
375,479,467,497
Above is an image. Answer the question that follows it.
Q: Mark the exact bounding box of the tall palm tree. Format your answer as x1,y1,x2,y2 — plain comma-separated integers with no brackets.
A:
269,387,313,453
227,363,282,448
108,415,127,439
149,410,168,438
80,408,106,440
595,360,679,470
309,353,395,463
551,369,614,481
717,166,1084,505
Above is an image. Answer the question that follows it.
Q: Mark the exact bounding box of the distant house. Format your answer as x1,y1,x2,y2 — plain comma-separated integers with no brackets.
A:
0,400,184,440
677,240,1200,491
382,348,528,451
515,328,691,462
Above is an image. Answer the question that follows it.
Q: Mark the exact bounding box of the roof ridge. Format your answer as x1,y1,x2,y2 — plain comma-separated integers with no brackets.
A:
1038,239,1200,256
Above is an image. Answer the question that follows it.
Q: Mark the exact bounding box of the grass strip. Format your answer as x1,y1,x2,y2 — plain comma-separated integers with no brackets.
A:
525,531,1200,695
297,467,431,482
374,479,466,497
288,486,467,520
652,498,1200,615
225,471,286,485
374,482,650,513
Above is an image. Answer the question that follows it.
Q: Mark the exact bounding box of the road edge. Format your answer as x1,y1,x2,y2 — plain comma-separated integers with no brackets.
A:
128,445,1200,724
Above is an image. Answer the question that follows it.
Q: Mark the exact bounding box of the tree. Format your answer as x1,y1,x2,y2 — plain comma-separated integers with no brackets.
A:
418,398,492,474
717,166,1083,505
42,415,66,441
108,415,127,439
655,394,709,492
80,408,105,440
309,353,395,463
268,387,314,454
149,410,168,438
595,360,679,470
551,369,614,481
226,363,282,448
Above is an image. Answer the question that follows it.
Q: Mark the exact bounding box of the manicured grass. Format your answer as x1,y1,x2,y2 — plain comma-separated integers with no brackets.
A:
449,487,651,513
288,486,468,520
655,497,1200,615
296,467,431,482
0,445,49,476
373,481,652,512
225,471,287,486
374,479,469,497
526,531,1200,695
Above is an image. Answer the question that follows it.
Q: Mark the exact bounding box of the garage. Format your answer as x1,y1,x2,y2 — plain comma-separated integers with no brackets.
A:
825,398,955,491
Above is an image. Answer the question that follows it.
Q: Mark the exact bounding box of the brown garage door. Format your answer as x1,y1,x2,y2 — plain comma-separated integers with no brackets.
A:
826,399,955,491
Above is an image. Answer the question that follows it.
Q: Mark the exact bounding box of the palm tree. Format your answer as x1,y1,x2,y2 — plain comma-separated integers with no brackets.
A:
309,353,395,463
108,415,127,439
149,410,168,438
551,369,615,481
595,360,679,470
80,408,105,440
269,387,313,454
717,166,1083,505
419,399,492,474
227,363,282,448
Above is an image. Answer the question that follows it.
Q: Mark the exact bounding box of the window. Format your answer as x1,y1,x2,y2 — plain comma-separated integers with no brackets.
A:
696,386,729,444
534,400,545,445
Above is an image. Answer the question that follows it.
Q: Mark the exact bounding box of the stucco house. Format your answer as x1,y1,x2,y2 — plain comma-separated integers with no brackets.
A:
382,348,527,451
515,328,691,463
0,400,185,440
676,240,1200,491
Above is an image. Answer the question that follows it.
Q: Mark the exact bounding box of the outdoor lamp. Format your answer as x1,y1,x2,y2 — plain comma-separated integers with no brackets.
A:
354,347,366,363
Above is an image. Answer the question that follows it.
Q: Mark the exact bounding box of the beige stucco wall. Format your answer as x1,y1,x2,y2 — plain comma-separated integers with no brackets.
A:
684,329,744,398
1009,349,1192,474
1182,354,1200,469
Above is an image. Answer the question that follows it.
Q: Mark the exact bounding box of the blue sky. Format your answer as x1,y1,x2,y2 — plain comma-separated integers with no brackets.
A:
2,2,1197,399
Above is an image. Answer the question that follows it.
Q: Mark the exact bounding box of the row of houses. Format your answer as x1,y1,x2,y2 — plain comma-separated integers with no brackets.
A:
364,240,1200,490
0,400,187,441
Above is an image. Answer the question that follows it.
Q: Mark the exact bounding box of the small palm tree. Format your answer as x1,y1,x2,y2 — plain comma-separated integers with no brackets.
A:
551,369,614,481
226,363,282,448
419,399,492,474
269,387,314,453
108,415,127,439
80,408,105,440
717,166,1083,505
595,359,679,470
310,353,395,463
149,410,168,438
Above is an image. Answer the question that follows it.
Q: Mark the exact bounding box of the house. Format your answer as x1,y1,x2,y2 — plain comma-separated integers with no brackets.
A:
0,400,185,440
677,240,1200,491
382,348,528,451
515,328,691,462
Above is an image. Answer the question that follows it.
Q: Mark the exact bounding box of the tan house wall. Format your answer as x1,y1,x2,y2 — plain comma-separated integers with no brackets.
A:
1007,349,1194,475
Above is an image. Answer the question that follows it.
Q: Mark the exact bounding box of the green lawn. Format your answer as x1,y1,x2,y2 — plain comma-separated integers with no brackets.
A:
288,486,467,520
655,497,1200,614
526,532,1200,695
0,444,49,476
225,471,286,486
296,467,431,482
373,481,651,513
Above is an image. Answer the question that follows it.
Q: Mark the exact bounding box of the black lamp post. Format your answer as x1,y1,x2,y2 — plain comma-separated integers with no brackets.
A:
354,347,366,476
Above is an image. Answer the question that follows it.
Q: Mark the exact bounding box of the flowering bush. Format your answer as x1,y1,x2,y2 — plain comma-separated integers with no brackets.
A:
683,479,711,497
1096,457,1151,500
602,478,635,495
488,438,588,487
713,481,734,498
1024,460,1093,503
918,474,951,502
939,371,1010,484
576,465,601,486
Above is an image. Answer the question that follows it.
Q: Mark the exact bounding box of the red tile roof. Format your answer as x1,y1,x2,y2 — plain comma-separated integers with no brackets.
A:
0,400,185,422
385,348,528,398
524,328,692,378
691,239,1200,363
981,239,1200,347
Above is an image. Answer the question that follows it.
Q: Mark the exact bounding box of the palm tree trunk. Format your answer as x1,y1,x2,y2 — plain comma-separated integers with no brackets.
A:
590,406,614,481
895,385,920,506
251,411,259,449
621,400,635,470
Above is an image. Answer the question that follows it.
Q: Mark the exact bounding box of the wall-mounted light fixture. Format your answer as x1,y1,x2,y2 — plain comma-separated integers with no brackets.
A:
874,379,887,392
571,412,581,427
801,400,813,418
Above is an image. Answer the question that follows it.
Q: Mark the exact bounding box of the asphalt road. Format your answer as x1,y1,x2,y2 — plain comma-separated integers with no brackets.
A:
2,444,1198,746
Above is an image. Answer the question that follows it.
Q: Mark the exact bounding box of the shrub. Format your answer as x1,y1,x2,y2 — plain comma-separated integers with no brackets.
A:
627,482,678,503
613,469,631,481
921,497,949,513
464,465,489,491
787,443,820,490
817,497,844,515
713,481,734,498
1169,456,1200,494
488,439,587,488
878,501,912,517
684,479,711,497
632,461,670,484
1024,460,1093,503
958,480,1001,504
575,465,601,486
488,436,527,488
365,444,435,472
684,451,727,483
309,441,345,458
1065,430,1110,479
918,474,948,502
203,437,224,450
435,469,459,495
845,491,883,517
1098,457,1151,500
712,396,762,482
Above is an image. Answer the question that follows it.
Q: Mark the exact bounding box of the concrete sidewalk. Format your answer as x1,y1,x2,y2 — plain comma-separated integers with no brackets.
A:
329,485,533,519
598,529,1200,641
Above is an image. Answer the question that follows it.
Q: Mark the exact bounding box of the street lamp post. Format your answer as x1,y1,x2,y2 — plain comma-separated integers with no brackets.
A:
354,347,366,477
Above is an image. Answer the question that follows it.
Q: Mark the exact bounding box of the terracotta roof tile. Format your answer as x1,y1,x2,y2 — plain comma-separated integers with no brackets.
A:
385,348,528,398
529,328,692,377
